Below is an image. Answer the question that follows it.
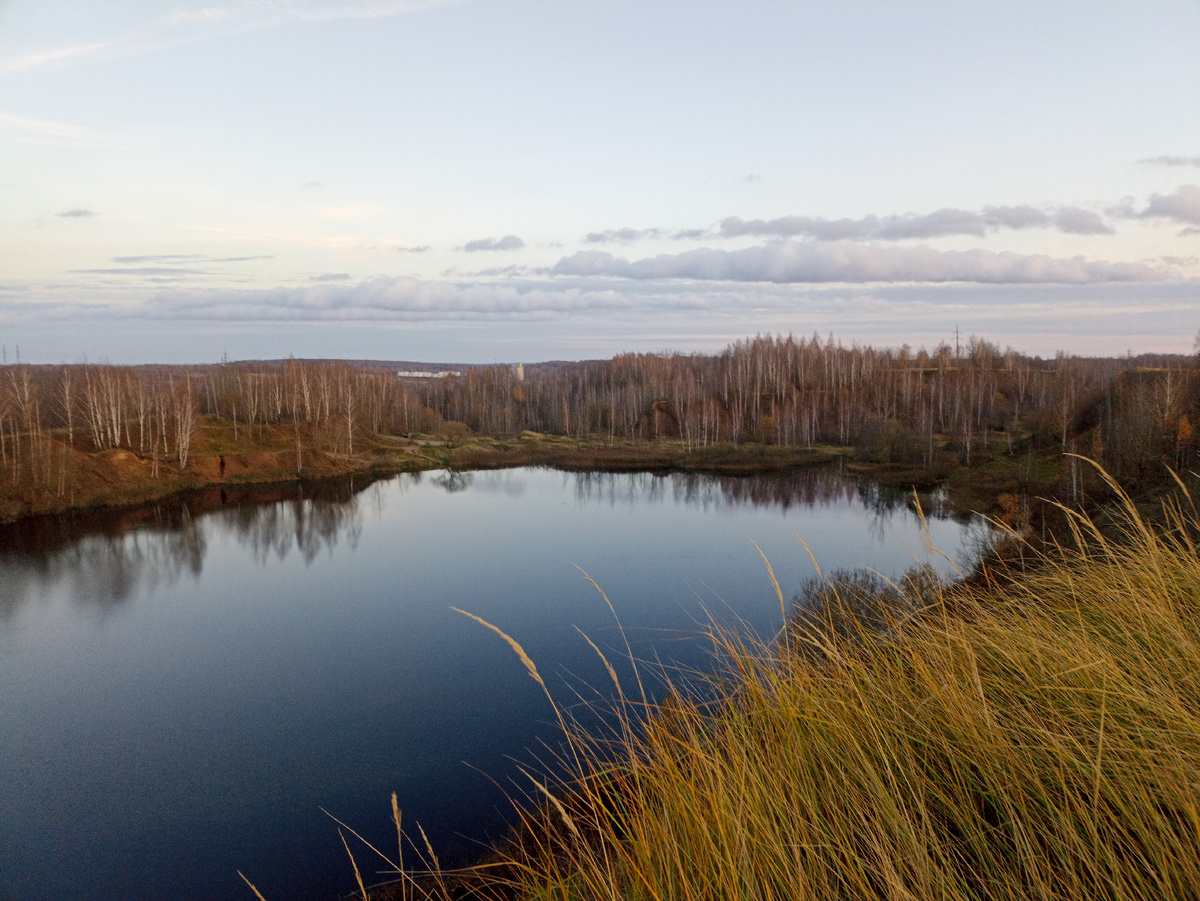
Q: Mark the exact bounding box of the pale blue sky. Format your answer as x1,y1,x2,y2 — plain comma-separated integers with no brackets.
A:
1,0,1197,363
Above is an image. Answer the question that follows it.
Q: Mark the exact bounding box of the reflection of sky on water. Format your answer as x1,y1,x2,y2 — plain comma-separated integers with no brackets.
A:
0,467,991,901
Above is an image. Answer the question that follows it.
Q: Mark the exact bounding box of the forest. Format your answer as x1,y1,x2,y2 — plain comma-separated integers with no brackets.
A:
1,333,1197,522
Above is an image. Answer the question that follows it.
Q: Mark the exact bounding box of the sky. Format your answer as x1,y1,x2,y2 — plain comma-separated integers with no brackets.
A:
0,0,1198,365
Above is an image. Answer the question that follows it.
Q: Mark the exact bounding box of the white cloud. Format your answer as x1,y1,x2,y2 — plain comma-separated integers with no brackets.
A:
584,227,714,244
719,214,869,240
1052,207,1115,235
1137,184,1200,228
980,205,1051,229
552,241,1166,285
460,235,525,252
875,208,991,240
584,227,665,244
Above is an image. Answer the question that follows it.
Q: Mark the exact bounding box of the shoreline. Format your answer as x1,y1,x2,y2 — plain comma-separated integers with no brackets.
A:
0,431,848,526
0,419,1077,529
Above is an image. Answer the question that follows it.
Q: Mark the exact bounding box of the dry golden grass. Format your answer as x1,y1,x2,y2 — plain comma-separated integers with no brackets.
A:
322,466,1200,901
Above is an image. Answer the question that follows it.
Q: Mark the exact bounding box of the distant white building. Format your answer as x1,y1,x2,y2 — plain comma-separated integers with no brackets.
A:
511,362,524,381
396,370,461,379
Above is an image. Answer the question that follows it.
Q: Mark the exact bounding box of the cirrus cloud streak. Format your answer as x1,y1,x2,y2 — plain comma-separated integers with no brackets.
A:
1139,156,1200,168
0,1,475,75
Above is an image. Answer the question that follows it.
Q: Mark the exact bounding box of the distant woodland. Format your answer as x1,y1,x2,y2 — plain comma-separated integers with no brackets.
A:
1,334,1197,521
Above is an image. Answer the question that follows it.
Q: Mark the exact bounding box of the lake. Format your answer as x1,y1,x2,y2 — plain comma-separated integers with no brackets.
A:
0,465,992,901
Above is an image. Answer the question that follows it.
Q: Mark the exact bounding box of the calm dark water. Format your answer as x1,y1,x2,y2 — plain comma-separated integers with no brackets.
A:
0,467,990,901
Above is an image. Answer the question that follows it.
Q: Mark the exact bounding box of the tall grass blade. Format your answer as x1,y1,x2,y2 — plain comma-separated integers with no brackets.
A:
575,565,648,707
751,539,787,642
237,871,269,901
322,806,400,870
338,829,368,901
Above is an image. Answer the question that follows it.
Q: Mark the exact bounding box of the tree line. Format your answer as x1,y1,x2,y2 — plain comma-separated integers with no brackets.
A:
423,334,1198,485
2,335,1197,499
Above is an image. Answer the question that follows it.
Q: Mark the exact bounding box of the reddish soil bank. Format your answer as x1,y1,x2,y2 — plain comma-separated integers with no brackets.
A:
0,440,420,524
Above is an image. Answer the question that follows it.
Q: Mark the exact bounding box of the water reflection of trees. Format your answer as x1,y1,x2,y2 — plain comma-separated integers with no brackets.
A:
569,467,957,519
432,470,474,493
854,481,964,522
0,503,206,618
0,477,375,618
209,479,365,566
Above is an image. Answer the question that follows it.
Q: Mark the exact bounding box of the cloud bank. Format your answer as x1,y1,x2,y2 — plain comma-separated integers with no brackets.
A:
133,277,651,321
5,275,1196,364
579,198,1123,250
552,241,1163,285
718,205,1114,241
58,209,97,218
